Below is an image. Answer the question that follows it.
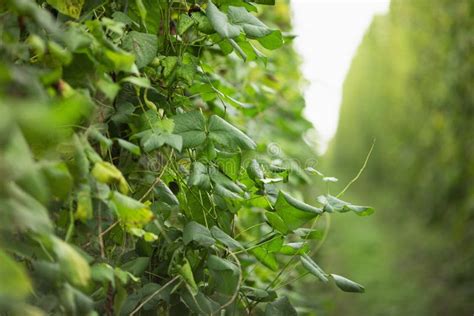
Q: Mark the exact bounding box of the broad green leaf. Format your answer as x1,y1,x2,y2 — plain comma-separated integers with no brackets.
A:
173,111,207,148
42,161,73,200
179,259,198,295
227,6,272,38
241,286,277,302
0,250,32,301
0,183,52,234
215,150,241,180
183,221,215,247
91,263,115,287
177,14,195,35
161,56,179,78
181,291,220,315
188,161,211,190
121,257,150,277
274,191,322,231
265,211,288,234
265,296,297,316
331,274,365,293
317,195,374,216
207,255,239,296
208,115,256,150
47,0,84,19
139,130,183,152
104,50,137,73
210,226,243,250
209,166,244,199
110,191,154,230
117,139,141,156
300,254,328,283
191,11,215,34
122,31,157,68
206,1,241,38
251,241,279,271
50,236,91,287
257,30,283,50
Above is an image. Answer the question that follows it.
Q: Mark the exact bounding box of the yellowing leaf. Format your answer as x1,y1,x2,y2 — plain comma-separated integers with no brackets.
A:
110,192,154,230
92,161,129,194
47,0,84,19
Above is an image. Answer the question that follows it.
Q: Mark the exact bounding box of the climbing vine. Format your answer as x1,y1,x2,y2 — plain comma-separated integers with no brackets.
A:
0,0,373,314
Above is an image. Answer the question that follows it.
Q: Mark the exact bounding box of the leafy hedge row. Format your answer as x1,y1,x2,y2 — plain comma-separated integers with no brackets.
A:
0,0,371,314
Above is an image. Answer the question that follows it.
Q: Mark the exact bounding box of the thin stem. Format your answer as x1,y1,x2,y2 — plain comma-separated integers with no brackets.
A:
337,139,375,198
130,275,181,316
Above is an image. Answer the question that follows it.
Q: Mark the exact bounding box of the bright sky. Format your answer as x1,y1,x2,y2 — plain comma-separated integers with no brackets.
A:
292,0,390,153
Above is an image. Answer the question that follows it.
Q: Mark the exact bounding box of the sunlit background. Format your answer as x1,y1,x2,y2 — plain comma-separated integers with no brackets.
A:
292,0,390,153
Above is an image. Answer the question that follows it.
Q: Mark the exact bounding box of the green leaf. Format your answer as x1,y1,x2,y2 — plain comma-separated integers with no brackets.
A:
274,191,322,231
208,115,256,150
331,274,365,293
210,226,243,250
46,0,84,19
50,236,91,287
188,161,211,190
117,139,141,156
191,11,215,34
139,130,183,152
179,259,199,295
178,14,195,35
173,111,207,148
317,195,374,216
122,31,158,69
121,257,150,277
0,183,52,234
0,250,32,302
247,159,264,182
227,6,272,38
265,212,289,234
161,56,179,78
75,184,93,221
183,221,215,247
207,255,239,296
206,1,241,38
209,166,244,199
257,30,283,50
300,254,328,283
110,191,154,230
215,150,241,180
121,76,151,88
265,296,297,316
278,242,309,255
91,263,115,287
252,0,275,5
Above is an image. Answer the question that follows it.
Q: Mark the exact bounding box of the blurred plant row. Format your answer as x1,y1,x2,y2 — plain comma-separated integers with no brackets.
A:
325,0,474,314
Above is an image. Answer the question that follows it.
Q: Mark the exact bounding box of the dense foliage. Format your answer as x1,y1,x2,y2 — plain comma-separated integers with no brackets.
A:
0,0,372,315
325,0,473,314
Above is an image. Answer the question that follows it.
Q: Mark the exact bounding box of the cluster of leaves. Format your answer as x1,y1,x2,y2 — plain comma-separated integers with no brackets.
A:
0,0,373,314
326,0,473,314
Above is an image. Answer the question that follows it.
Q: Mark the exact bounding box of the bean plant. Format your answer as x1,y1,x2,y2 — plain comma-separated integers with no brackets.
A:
0,0,373,314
